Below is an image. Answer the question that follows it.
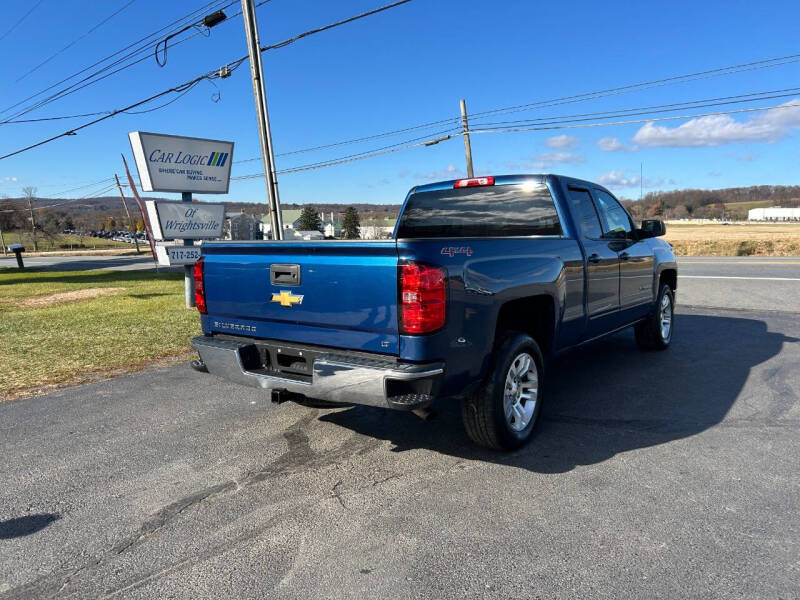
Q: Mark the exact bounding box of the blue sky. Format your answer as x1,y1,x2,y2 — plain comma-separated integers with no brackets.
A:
1,0,799,205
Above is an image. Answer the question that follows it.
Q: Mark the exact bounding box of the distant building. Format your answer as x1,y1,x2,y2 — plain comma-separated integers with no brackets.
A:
359,217,397,240
259,209,303,239
224,212,259,240
748,207,800,221
292,230,325,241
260,209,343,239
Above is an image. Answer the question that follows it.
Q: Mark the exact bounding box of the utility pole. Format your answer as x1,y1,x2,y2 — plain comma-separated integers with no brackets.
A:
241,0,283,240
115,174,141,254
460,99,474,178
640,163,643,201
0,220,6,256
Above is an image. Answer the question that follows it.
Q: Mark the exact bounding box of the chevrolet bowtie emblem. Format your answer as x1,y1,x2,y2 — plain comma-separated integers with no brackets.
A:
271,290,304,307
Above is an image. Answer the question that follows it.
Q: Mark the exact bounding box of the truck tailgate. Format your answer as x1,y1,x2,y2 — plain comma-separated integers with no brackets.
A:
200,241,400,354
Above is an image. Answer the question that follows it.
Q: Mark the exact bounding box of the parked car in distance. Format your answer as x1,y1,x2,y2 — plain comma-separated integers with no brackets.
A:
191,174,677,449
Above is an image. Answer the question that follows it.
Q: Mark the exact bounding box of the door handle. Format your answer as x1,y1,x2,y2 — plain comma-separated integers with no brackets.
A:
588,253,601,264
619,252,630,261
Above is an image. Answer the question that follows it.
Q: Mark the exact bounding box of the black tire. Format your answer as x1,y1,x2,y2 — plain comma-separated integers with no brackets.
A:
461,332,544,450
634,283,674,351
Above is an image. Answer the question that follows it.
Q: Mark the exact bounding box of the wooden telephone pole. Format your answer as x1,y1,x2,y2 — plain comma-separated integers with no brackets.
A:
460,99,474,178
115,174,140,253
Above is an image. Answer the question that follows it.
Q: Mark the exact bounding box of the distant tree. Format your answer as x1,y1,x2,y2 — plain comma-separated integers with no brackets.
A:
646,203,662,218
0,198,26,231
135,219,144,232
108,217,116,229
41,213,61,239
64,216,74,230
342,206,361,239
297,206,322,232
672,204,690,220
22,186,38,251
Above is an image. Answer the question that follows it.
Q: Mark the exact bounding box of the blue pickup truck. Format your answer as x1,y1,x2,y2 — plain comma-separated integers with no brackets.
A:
191,174,677,449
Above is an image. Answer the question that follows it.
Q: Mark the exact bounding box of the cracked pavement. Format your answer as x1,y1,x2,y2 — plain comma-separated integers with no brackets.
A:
1,305,799,598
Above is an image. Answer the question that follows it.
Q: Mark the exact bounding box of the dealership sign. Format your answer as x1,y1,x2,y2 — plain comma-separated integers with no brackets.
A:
145,200,224,240
128,131,234,194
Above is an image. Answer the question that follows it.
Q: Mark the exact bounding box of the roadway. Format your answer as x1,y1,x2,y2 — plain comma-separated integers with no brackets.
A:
0,256,798,599
678,256,800,312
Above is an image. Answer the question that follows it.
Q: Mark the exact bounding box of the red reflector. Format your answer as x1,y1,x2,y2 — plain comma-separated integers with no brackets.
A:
399,262,446,334
193,258,207,314
454,176,495,188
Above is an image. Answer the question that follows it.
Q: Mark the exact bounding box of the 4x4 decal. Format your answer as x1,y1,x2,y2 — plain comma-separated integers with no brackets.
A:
441,246,473,257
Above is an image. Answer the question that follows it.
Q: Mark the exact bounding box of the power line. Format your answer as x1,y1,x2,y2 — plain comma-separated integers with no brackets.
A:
0,0,415,160
470,87,800,128
467,101,800,135
15,0,139,83
48,178,116,197
230,101,800,179
232,53,800,165
0,1,278,125
234,116,460,164
0,0,233,121
0,0,46,43
0,75,214,161
0,182,118,213
0,0,275,125
0,111,112,124
467,54,800,121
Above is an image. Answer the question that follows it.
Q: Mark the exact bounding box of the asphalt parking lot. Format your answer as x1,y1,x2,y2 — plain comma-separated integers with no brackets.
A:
1,258,798,598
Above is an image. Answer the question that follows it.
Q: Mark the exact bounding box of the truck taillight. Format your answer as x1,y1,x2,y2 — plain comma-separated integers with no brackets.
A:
193,258,207,314
399,262,446,334
454,176,494,188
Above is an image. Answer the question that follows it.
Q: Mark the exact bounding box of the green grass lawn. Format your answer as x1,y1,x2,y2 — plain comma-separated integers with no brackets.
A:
2,231,133,251
0,268,201,400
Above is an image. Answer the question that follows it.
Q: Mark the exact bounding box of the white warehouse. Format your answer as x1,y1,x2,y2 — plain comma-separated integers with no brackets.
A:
748,207,800,221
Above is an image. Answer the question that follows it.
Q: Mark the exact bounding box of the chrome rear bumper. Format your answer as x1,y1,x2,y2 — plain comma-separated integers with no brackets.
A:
191,336,443,409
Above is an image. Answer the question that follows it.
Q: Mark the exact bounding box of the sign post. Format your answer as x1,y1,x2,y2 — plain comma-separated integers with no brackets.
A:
128,131,233,308
182,192,194,307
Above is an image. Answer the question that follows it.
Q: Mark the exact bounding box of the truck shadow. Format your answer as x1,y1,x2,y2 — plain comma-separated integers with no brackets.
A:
318,313,796,473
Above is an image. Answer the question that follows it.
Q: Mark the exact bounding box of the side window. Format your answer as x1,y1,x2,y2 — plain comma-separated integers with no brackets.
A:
593,190,633,239
566,187,603,239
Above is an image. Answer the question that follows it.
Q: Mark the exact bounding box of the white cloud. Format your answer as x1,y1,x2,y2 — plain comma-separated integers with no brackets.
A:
597,137,633,152
632,100,800,147
528,152,586,169
597,170,640,188
414,164,464,180
545,135,579,149
596,170,668,190
1,176,18,183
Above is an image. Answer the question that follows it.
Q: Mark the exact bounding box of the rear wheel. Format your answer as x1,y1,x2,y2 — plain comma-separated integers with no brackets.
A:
461,332,544,450
634,283,674,351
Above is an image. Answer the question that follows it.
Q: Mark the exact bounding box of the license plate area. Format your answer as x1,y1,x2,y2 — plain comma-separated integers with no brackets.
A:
253,341,320,382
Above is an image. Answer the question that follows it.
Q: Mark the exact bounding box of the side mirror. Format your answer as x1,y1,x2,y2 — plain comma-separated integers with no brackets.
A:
639,219,666,239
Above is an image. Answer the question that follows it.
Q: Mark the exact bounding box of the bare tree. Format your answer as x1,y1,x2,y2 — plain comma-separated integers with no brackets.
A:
22,186,38,251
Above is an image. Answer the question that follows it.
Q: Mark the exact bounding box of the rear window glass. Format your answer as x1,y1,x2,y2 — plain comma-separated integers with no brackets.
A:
396,182,562,238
